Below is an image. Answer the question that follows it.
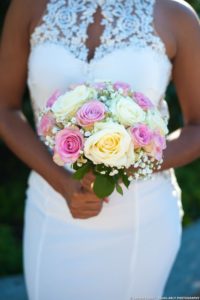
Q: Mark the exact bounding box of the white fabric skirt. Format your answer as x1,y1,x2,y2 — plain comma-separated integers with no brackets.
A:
23,168,184,300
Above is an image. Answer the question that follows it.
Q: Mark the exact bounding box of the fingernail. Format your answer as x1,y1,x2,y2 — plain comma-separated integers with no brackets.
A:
103,198,109,203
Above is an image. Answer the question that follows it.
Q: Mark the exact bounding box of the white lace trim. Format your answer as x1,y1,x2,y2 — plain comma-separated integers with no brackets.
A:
30,0,170,64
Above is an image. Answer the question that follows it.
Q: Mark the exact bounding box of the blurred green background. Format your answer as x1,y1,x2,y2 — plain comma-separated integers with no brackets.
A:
0,0,200,276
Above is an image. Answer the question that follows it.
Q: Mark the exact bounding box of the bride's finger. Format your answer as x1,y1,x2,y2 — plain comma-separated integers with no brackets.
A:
81,182,92,192
84,172,96,182
103,198,110,203
81,179,95,191
81,175,93,185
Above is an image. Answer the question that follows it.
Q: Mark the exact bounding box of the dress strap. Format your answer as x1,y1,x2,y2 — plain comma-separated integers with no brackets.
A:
134,0,166,54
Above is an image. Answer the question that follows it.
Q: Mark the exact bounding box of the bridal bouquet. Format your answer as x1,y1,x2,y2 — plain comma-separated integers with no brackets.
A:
37,81,168,198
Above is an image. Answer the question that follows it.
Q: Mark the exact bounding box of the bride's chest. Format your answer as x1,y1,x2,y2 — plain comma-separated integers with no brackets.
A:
28,43,171,104
27,0,172,112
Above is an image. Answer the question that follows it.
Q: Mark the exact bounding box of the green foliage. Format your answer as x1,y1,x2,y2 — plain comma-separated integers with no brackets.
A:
0,133,30,277
115,183,123,195
93,175,116,198
187,0,200,10
176,161,200,226
0,225,22,276
0,1,10,33
0,0,200,276
73,161,92,180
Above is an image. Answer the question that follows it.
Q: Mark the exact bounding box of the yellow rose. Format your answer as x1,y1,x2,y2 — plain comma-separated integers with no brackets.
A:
84,122,135,168
52,85,94,121
110,96,145,126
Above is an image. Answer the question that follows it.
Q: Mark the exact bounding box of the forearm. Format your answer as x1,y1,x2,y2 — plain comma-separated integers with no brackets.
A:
161,124,200,171
0,108,71,193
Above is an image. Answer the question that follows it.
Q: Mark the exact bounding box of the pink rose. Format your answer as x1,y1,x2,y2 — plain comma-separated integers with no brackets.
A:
133,92,154,110
37,112,56,136
76,100,106,126
130,124,153,149
113,81,131,95
145,132,166,160
53,127,84,165
46,90,61,108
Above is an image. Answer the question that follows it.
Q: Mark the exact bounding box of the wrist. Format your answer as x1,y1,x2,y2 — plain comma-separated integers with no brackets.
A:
45,164,73,196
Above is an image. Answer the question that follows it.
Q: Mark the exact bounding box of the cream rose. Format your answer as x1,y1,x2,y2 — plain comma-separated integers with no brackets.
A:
146,109,169,135
110,96,146,126
84,122,135,168
52,85,93,121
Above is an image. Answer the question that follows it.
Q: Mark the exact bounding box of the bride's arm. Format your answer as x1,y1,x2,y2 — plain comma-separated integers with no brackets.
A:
0,0,104,219
161,1,200,171
0,0,72,194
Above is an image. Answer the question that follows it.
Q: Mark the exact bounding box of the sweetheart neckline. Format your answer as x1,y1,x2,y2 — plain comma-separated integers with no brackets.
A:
29,0,173,70
28,40,173,72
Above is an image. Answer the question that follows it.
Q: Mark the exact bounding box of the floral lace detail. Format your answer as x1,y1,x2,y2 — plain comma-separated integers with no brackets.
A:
30,0,169,64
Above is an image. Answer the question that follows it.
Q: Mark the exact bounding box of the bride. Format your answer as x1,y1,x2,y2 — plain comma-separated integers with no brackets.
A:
0,0,200,299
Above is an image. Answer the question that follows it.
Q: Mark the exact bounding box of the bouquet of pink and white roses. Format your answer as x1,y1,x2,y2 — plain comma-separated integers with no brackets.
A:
37,81,168,198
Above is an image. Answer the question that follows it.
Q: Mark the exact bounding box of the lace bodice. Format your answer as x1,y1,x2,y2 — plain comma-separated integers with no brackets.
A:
30,0,167,63
28,0,172,126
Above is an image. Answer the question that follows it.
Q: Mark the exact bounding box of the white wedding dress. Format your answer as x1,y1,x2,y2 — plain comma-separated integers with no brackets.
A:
23,0,184,299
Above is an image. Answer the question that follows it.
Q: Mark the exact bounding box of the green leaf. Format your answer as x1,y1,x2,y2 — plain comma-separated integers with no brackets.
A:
121,174,130,188
93,175,115,198
72,162,92,180
94,164,108,174
72,162,79,171
116,183,123,195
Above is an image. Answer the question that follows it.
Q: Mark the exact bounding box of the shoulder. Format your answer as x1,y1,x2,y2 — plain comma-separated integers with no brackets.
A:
156,0,200,57
6,0,34,20
5,0,47,35
157,0,199,34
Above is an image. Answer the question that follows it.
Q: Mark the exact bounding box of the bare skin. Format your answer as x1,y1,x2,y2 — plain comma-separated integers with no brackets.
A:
0,0,200,219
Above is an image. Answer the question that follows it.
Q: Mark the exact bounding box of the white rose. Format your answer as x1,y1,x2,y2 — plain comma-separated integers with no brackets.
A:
52,85,93,121
110,96,146,126
146,109,169,135
84,122,135,168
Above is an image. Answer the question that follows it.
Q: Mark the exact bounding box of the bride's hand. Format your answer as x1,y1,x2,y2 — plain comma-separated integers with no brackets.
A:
81,170,96,192
60,176,104,219
81,171,110,203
